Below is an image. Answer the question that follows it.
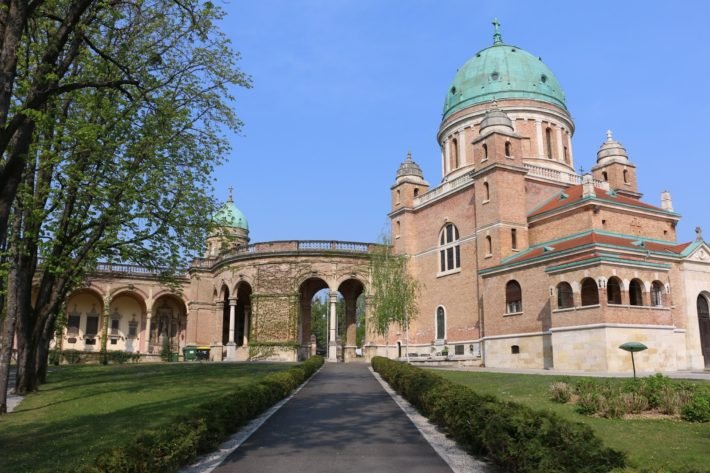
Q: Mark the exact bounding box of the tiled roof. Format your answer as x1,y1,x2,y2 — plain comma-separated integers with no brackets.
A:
528,185,666,219
504,231,691,266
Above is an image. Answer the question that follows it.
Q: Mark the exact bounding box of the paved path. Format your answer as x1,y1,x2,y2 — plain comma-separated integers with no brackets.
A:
211,363,454,473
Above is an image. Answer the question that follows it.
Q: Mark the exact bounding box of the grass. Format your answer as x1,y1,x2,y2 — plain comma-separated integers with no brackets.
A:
0,362,292,473
433,370,710,473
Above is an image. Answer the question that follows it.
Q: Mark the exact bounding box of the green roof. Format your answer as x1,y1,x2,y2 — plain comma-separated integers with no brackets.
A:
212,200,248,230
443,23,566,119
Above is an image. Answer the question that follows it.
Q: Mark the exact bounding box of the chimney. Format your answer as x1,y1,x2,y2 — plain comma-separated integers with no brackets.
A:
582,173,595,198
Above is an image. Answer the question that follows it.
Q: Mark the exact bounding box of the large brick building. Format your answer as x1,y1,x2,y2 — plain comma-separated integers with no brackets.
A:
388,22,710,371
58,23,710,372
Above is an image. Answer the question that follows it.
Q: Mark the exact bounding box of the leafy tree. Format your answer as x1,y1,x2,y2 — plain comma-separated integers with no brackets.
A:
0,0,250,413
368,235,419,357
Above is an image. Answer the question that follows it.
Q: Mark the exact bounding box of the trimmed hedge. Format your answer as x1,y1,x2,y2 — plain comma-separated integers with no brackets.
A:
79,356,324,473
372,357,626,473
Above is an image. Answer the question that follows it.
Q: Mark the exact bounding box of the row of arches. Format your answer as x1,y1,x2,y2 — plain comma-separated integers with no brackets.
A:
61,288,187,355
503,277,669,314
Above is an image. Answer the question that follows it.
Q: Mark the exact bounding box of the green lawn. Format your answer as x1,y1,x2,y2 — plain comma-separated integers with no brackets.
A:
433,370,710,473
0,362,291,473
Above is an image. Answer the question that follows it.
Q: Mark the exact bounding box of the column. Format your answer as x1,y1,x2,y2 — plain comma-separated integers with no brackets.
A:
226,297,237,361
566,131,574,167
459,130,467,166
328,292,338,362
144,310,152,354
243,304,250,346
535,120,544,158
228,298,237,344
556,126,564,163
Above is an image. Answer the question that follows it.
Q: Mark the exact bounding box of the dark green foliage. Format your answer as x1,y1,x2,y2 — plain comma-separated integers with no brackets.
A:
81,356,323,473
49,349,141,365
682,389,710,423
371,357,626,473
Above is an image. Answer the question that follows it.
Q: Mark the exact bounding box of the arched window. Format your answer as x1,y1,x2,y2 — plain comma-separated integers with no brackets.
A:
506,280,522,313
396,189,401,204
545,127,553,159
651,281,664,306
439,223,460,273
482,143,488,161
698,295,709,319
602,171,608,182
395,220,401,238
629,279,644,306
623,169,629,184
505,141,512,157
485,235,492,255
563,145,569,164
451,138,459,169
436,306,446,340
483,181,490,201
413,188,419,198
557,282,574,309
607,277,622,304
581,278,599,306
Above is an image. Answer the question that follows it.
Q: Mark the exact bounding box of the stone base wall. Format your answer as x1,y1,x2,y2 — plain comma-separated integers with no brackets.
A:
483,334,547,369
550,325,684,372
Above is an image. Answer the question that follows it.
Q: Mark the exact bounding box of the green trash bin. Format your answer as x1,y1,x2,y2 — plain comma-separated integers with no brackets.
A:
182,346,196,361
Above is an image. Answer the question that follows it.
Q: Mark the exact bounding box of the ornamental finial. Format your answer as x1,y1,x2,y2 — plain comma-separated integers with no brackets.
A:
492,18,503,45
227,185,234,203
606,129,613,142
406,150,412,161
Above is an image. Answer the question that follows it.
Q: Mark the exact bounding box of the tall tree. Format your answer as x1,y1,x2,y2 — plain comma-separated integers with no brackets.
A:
0,0,250,413
368,235,419,358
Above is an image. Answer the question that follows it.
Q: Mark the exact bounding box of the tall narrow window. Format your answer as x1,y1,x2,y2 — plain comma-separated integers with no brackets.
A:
436,306,446,340
110,318,120,336
623,169,629,184
698,295,709,318
607,277,622,304
629,279,644,306
482,143,488,161
396,189,400,204
581,278,599,306
439,223,461,273
505,280,523,313
511,228,518,250
545,127,553,159
395,220,401,238
602,171,608,182
413,188,419,197
651,281,664,306
451,138,459,169
483,182,490,201
563,145,569,164
85,316,99,337
556,282,574,309
485,235,492,255
505,141,512,157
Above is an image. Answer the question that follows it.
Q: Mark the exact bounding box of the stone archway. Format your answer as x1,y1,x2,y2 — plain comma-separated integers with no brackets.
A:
151,295,187,360
337,278,365,361
298,277,329,361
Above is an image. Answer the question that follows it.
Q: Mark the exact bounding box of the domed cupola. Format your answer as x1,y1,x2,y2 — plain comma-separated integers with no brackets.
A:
479,106,514,136
591,130,640,199
438,20,576,183
443,19,566,120
596,130,630,165
395,151,427,185
205,187,250,257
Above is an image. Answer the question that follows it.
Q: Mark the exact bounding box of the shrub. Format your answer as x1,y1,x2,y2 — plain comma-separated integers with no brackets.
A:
549,381,572,403
619,392,649,414
372,357,625,473
81,356,324,473
682,389,710,423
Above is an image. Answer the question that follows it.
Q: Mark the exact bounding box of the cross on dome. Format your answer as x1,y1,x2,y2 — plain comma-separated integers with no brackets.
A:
492,18,503,45
227,185,234,203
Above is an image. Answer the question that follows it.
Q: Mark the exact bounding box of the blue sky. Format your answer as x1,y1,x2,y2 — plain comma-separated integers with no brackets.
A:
215,0,710,244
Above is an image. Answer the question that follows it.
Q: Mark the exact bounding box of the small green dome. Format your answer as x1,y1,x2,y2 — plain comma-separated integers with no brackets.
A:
443,25,566,119
213,200,248,230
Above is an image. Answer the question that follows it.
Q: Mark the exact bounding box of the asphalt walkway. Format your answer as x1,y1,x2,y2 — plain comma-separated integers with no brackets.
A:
210,363,454,473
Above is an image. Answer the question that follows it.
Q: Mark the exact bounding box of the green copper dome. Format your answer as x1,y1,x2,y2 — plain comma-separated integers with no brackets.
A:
443,21,566,119
212,196,248,230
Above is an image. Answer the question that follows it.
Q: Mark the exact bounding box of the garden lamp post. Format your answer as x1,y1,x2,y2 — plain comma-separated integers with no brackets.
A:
619,342,648,379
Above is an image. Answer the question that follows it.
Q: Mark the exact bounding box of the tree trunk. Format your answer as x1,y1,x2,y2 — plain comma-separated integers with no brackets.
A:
0,294,18,414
